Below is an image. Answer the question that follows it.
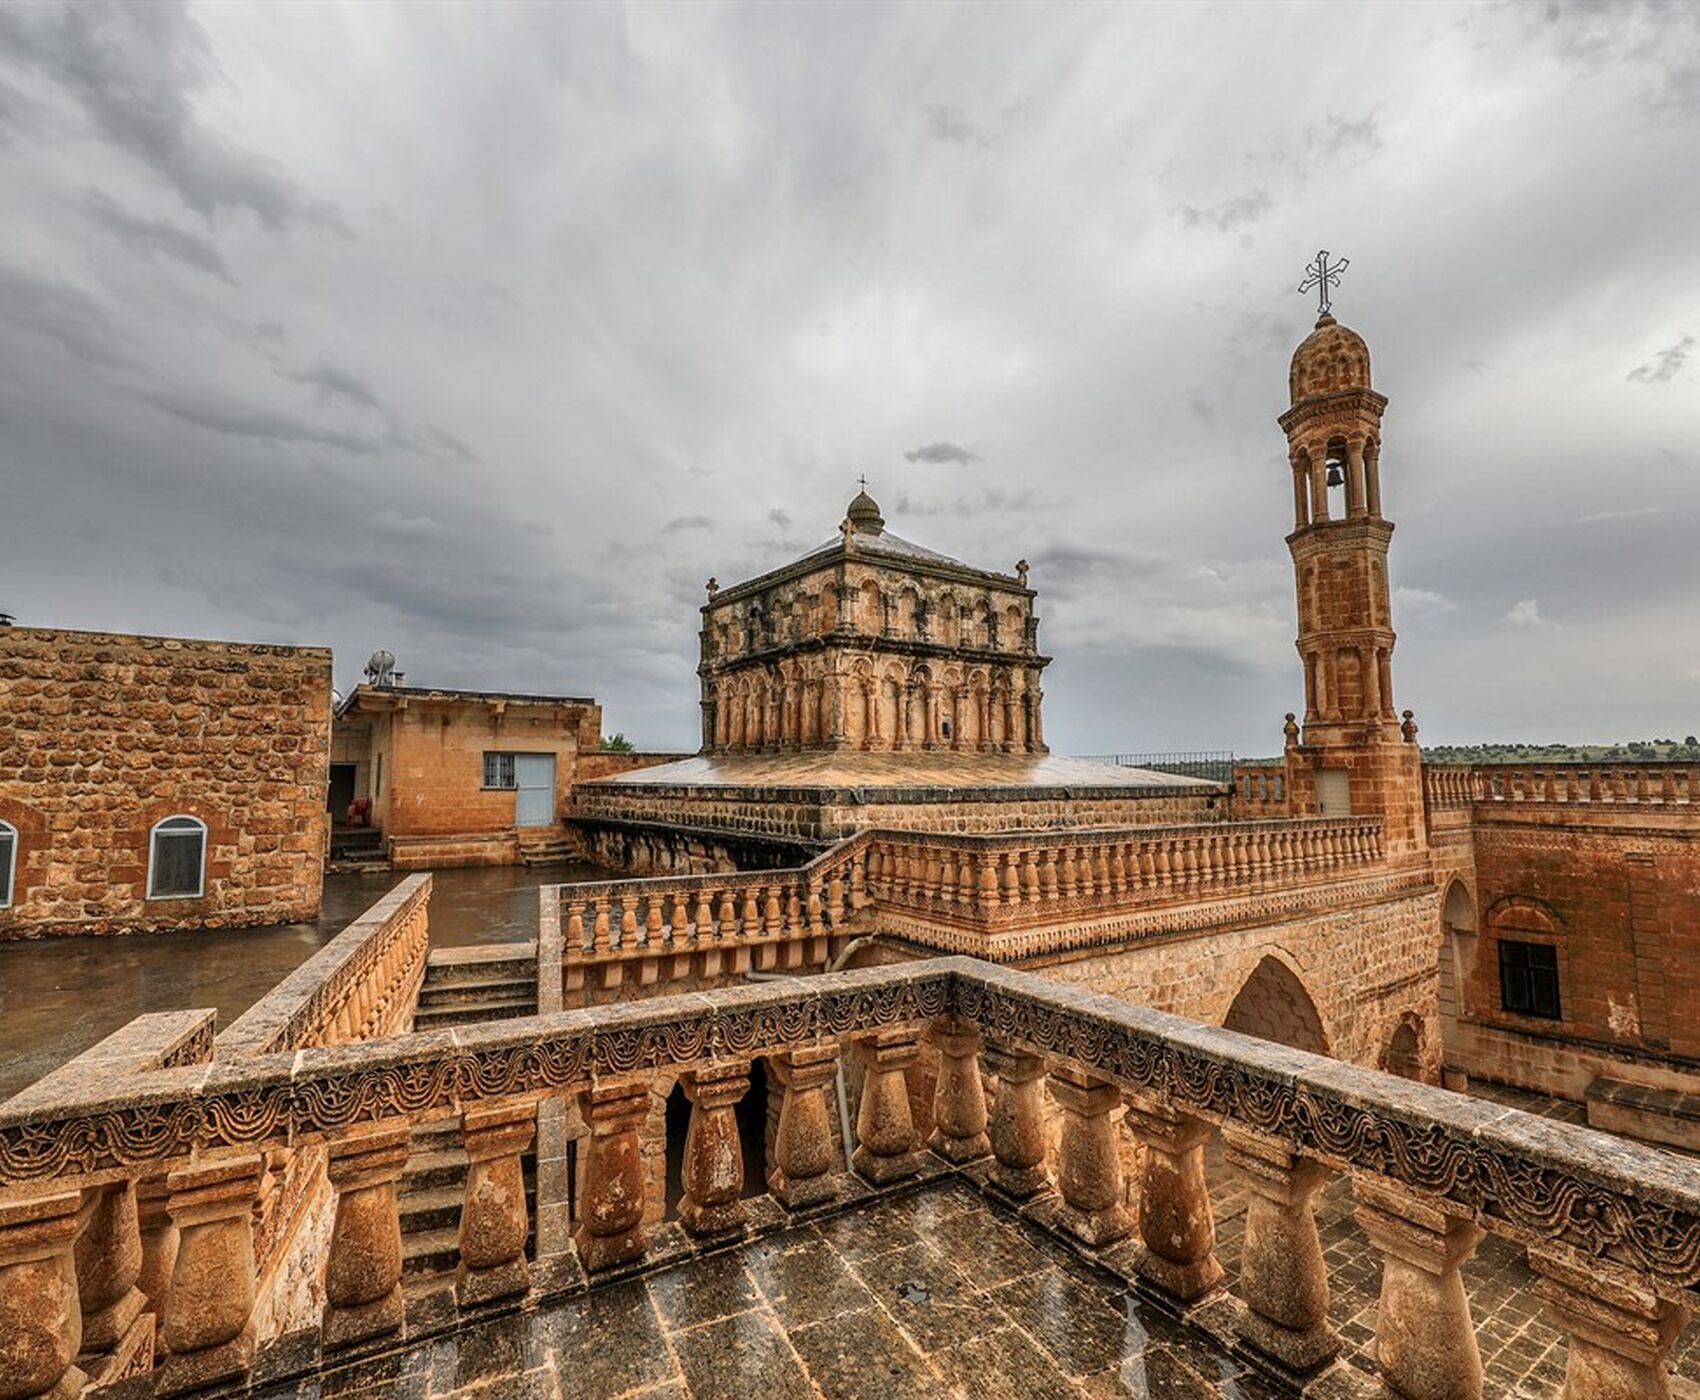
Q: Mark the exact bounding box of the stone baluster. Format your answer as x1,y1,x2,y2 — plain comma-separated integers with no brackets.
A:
769,1046,842,1208
740,886,761,937
1222,1127,1339,1374
762,883,782,934
645,894,665,945
679,1062,750,1238
0,1191,86,1400
1059,846,1078,897
457,1102,536,1305
1021,849,1040,900
806,879,824,929
592,898,612,954
159,1155,263,1394
1049,1069,1133,1246
1108,843,1127,895
1138,841,1156,886
850,853,868,909
73,1178,148,1377
985,1046,1051,1199
322,1123,410,1347
1530,1246,1688,1400
1153,840,1172,889
785,883,803,931
691,889,712,942
1092,844,1111,896
852,1029,923,1183
1123,1101,1223,1304
1001,850,1021,903
827,869,845,925
135,1176,175,1348
1039,847,1059,899
717,889,738,939
929,1018,990,1163
977,853,1000,909
938,851,958,905
670,894,689,945
1353,1178,1485,1400
575,1082,651,1272
617,895,638,950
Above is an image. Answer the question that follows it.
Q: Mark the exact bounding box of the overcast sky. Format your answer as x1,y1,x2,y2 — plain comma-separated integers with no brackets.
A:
2,2,1697,755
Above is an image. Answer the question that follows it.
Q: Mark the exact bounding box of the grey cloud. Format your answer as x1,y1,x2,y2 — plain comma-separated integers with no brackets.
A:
290,363,381,409
1176,189,1272,232
80,190,232,281
371,509,450,540
921,104,997,149
0,264,133,368
1310,112,1381,159
145,391,380,454
904,441,979,466
0,3,345,232
661,515,715,534
1628,335,1693,382
767,508,792,529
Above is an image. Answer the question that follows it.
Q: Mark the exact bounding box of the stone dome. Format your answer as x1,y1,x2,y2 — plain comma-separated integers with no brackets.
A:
846,488,885,534
1289,313,1372,403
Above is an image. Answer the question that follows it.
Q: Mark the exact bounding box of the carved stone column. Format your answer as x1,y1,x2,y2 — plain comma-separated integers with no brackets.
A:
322,1123,410,1347
928,1019,990,1163
852,1029,922,1184
575,1082,650,1273
1353,1178,1484,1400
1529,1247,1688,1400
0,1191,85,1400
1221,1127,1338,1374
158,1154,263,1395
680,1062,750,1239
1049,1069,1133,1246
456,1102,535,1305
74,1178,148,1373
985,1046,1051,1199
1124,1101,1223,1303
135,1176,176,1349
768,1047,840,1209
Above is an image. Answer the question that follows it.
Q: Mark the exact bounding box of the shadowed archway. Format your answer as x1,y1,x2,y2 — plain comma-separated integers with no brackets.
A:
1223,955,1330,1056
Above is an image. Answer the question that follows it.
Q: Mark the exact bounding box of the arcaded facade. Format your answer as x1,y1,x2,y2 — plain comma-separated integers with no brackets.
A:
699,490,1049,755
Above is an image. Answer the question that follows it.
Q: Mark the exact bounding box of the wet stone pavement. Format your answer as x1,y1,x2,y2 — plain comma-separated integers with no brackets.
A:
246,1182,1282,1400
0,862,613,1100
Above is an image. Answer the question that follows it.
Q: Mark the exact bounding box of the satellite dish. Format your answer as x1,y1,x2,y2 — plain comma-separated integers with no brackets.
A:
364,650,397,687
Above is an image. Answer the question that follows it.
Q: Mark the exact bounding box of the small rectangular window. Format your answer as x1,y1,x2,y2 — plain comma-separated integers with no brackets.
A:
1498,939,1561,1019
149,820,206,899
0,826,14,908
483,752,517,789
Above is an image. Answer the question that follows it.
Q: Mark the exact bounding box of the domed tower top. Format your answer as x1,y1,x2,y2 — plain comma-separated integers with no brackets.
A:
1289,312,1372,404
845,484,885,534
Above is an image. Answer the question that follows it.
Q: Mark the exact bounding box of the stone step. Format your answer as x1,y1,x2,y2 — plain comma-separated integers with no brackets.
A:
413,995,538,1030
398,1183,464,1235
401,1149,471,1192
401,1225,462,1277
416,975,538,1008
420,943,537,985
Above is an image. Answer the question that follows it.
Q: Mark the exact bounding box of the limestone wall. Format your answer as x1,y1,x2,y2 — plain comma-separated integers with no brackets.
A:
0,626,331,938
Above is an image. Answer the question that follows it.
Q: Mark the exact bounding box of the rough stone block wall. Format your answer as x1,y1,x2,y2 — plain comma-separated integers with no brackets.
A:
0,627,330,938
1026,888,1442,1077
575,751,690,782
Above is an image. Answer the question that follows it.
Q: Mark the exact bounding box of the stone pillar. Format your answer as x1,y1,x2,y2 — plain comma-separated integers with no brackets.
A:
928,1019,990,1164
1529,1247,1688,1400
769,1047,841,1209
1049,1069,1133,1246
985,1046,1051,1200
1353,1178,1484,1400
135,1176,176,1347
575,1082,650,1273
158,1155,263,1395
852,1030,923,1184
322,1123,410,1347
74,1179,147,1371
679,1062,750,1239
1221,1127,1338,1374
0,1191,85,1400
457,1102,535,1306
1124,1101,1223,1303
1346,438,1368,516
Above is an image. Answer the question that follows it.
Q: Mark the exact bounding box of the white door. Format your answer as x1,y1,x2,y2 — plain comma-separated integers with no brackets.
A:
1317,768,1352,817
514,753,556,827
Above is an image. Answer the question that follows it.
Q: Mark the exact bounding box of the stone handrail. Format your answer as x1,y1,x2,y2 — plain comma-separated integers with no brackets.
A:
3,958,1698,1397
1231,762,1288,816
1422,762,1475,811
217,873,432,1056
1472,762,1696,806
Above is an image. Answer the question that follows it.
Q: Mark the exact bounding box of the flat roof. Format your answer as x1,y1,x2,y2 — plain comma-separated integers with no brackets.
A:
339,683,596,716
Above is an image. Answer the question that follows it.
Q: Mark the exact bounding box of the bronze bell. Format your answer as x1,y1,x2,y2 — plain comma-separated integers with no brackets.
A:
1325,459,1345,488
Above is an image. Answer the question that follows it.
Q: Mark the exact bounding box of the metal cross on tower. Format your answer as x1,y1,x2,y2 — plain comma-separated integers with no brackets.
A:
1298,250,1349,316
857,474,870,491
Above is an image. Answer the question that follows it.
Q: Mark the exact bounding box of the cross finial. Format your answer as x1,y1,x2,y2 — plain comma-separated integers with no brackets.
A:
1298,249,1349,317
856,473,869,491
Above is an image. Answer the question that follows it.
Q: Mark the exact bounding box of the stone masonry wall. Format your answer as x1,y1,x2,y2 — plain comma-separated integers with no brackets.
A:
0,626,331,938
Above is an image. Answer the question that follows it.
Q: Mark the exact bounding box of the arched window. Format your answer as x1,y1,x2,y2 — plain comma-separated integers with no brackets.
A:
0,820,15,908
148,815,207,900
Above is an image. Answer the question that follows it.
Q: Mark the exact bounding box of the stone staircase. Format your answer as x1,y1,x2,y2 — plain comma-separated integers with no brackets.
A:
327,826,386,870
516,825,577,867
411,942,539,1032
402,942,542,1289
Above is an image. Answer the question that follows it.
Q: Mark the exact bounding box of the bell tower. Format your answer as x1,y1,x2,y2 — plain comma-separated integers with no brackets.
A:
1277,263,1426,858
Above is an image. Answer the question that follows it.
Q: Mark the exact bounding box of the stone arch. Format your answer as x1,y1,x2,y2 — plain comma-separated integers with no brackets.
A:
1438,878,1477,1020
1381,1014,1424,1081
857,578,883,633
1223,954,1329,1056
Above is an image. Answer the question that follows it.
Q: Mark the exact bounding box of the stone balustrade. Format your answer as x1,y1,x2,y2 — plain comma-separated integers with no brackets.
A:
557,817,1390,980
1232,764,1289,816
1425,762,1698,811
5,958,1698,1398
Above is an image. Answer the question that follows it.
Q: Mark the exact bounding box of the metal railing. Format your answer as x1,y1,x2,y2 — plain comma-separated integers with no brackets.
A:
1078,750,1235,784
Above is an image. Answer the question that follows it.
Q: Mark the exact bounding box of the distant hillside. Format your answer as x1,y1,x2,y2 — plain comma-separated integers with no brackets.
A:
1423,738,1700,765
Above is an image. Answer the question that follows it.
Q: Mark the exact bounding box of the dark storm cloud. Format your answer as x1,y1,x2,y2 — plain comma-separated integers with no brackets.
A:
80,190,232,280
0,2,344,231
904,441,979,466
1628,335,1693,383
1,2,1696,752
